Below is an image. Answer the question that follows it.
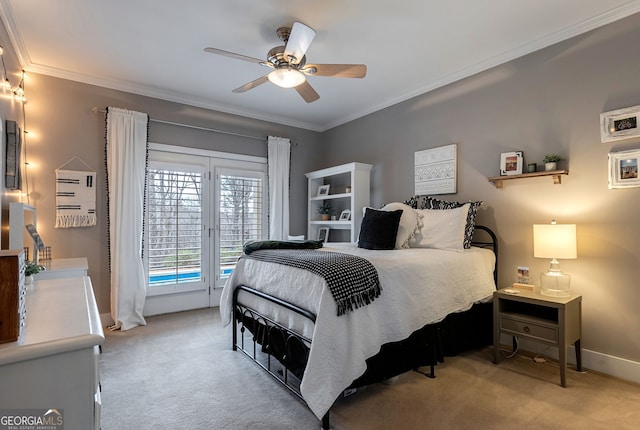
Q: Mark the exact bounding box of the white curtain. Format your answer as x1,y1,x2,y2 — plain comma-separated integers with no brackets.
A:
267,136,291,240
106,107,148,331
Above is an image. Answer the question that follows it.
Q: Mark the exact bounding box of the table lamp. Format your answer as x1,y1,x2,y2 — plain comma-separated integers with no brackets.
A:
533,220,577,297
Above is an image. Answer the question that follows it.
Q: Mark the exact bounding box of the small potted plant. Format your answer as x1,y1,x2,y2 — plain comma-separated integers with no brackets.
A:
543,154,562,171
317,203,334,221
24,261,42,284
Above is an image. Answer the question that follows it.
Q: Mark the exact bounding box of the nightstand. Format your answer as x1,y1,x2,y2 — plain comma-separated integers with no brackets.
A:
492,289,582,387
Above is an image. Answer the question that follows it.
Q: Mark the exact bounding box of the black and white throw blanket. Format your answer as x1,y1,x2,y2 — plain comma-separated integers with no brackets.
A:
243,249,381,316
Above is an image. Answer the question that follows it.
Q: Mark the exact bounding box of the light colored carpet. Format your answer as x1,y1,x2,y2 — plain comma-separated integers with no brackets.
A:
100,308,640,430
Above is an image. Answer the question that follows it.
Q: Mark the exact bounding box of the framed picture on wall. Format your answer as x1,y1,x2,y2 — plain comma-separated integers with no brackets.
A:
600,105,640,143
608,149,640,189
414,144,457,195
499,151,523,176
5,120,22,190
318,227,330,242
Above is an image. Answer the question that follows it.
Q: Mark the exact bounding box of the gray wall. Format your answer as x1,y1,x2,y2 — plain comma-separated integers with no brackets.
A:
322,13,640,363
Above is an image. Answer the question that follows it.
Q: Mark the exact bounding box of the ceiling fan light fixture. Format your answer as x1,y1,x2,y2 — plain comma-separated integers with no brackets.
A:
268,68,305,88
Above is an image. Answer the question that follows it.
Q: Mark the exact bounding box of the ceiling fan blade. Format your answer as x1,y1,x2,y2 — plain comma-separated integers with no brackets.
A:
204,47,267,66
302,64,367,78
232,75,270,93
284,22,316,65
294,80,320,103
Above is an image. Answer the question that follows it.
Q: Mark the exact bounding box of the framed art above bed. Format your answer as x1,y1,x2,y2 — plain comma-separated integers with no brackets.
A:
414,144,457,195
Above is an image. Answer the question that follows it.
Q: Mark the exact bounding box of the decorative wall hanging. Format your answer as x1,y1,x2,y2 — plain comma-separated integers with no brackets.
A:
5,120,22,190
608,148,640,189
55,157,97,227
414,144,457,195
500,151,523,176
600,105,640,143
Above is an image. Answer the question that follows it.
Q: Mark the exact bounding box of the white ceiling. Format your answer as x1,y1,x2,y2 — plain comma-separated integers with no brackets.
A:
2,0,640,132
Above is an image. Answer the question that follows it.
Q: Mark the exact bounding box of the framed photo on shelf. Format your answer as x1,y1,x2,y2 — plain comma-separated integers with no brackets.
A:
318,227,330,242
600,105,640,143
500,151,523,176
339,209,351,221
608,149,640,189
515,266,531,284
317,184,330,197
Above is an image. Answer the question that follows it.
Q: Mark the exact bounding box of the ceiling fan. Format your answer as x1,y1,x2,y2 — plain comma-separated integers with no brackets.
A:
204,22,367,103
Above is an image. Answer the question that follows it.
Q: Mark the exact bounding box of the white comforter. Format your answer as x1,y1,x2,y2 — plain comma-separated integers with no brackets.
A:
220,243,496,419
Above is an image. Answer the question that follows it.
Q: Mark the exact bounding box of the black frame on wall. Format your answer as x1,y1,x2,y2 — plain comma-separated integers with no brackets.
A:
5,120,21,190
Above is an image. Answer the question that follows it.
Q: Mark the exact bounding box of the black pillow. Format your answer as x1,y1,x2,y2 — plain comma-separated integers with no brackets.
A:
358,208,403,250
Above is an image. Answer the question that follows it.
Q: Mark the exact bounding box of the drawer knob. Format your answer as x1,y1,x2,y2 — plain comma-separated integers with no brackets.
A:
523,326,530,333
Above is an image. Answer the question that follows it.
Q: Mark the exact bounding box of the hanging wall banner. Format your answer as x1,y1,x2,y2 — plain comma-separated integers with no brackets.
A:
55,169,97,227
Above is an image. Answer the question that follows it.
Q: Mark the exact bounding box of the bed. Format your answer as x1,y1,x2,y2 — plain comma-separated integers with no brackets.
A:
219,197,497,429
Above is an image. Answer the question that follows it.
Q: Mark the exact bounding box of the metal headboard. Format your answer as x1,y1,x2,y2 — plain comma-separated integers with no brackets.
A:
471,225,498,286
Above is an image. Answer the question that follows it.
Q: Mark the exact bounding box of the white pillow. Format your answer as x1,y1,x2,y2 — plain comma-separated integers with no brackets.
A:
380,202,423,249
412,204,470,252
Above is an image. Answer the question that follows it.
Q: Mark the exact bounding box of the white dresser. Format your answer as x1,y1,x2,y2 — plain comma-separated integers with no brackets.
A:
0,276,104,429
35,257,89,280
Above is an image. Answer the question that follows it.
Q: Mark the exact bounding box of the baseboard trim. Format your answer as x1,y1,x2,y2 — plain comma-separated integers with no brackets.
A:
511,337,640,384
576,347,640,384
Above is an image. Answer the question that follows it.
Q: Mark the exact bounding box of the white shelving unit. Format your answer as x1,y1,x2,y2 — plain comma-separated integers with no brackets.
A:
306,162,372,243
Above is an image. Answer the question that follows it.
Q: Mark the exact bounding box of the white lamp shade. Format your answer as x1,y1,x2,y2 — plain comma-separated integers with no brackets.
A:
533,223,577,259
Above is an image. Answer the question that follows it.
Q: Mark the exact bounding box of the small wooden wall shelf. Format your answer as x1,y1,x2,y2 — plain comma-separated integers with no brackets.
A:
488,170,569,189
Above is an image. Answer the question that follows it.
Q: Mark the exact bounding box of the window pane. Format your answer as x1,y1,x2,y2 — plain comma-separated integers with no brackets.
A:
147,169,202,286
219,174,263,278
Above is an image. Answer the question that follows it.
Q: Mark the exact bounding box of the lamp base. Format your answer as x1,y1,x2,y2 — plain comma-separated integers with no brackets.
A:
540,270,571,297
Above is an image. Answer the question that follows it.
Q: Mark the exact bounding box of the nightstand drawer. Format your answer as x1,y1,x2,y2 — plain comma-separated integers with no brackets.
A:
500,314,558,343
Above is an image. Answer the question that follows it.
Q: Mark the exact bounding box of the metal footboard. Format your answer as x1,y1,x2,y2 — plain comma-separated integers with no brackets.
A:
232,285,331,428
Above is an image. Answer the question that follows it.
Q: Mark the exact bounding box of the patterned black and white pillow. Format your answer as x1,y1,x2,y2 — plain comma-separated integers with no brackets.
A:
421,197,482,249
403,195,421,210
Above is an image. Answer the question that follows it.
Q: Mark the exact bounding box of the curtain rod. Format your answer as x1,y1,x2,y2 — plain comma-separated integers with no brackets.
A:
91,107,266,142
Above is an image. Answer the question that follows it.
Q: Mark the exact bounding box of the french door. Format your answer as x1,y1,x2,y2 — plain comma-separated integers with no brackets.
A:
143,147,267,315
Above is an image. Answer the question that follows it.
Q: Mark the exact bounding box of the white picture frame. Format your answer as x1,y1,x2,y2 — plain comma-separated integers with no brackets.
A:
317,184,330,197
318,227,330,242
500,151,523,176
339,209,351,221
608,149,640,189
600,105,640,143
